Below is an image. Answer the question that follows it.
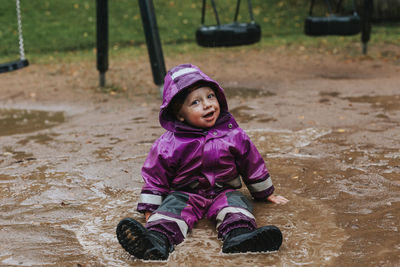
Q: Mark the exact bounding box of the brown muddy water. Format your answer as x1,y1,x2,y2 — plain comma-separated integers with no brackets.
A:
1,89,400,267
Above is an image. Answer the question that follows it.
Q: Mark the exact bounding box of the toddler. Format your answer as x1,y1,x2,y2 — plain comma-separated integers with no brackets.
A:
116,63,288,260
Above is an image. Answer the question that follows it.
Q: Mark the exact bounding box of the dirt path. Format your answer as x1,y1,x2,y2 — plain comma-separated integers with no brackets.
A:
1,45,400,266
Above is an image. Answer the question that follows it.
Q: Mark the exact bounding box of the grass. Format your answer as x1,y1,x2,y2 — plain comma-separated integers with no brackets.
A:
0,0,399,63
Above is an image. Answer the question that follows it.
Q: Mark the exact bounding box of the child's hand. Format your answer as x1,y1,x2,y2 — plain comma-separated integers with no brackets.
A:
145,211,152,222
267,194,289,204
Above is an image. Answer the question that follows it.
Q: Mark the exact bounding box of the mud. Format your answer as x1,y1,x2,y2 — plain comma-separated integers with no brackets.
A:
0,109,64,137
1,45,400,266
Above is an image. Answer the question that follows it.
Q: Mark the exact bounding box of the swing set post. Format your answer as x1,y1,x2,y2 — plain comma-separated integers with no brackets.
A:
95,0,166,88
138,0,166,86
96,0,108,87
361,0,373,54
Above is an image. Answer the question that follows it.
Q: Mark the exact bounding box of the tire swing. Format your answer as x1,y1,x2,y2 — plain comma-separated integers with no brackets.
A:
305,0,361,36
196,0,261,47
0,0,29,74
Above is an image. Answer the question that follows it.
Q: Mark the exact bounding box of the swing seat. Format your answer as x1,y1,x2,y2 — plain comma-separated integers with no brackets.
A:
196,22,261,47
305,14,361,36
0,59,29,73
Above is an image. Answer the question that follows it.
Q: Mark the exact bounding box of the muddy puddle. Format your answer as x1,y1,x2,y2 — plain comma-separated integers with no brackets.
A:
225,87,276,99
0,109,64,137
1,102,400,266
343,95,400,112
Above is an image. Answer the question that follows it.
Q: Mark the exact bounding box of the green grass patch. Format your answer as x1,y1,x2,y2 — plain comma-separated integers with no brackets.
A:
0,0,399,63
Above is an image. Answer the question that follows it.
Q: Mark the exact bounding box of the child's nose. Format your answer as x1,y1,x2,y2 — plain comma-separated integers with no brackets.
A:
203,99,212,108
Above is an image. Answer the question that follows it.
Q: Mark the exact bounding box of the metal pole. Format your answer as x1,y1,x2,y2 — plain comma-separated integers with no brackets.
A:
138,0,166,86
96,0,109,87
361,0,373,55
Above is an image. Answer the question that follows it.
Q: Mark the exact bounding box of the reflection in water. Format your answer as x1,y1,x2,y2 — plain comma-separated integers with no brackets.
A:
0,109,64,136
247,127,331,156
17,133,59,145
1,106,400,266
224,87,276,99
230,105,277,123
344,95,400,111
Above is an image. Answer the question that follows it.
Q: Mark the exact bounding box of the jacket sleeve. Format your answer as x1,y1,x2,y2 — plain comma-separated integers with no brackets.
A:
235,130,274,201
137,135,174,213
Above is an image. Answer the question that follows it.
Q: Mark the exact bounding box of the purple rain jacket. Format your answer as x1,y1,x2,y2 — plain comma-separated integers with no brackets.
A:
137,64,274,213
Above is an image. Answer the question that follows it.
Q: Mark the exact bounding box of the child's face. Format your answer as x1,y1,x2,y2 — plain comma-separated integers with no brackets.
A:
177,86,220,129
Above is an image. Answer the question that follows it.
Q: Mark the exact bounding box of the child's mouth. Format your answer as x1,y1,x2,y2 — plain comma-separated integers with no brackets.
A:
203,111,214,119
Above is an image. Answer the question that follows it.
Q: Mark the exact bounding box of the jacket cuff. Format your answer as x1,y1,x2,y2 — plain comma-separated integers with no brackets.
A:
247,177,274,200
137,203,160,213
136,192,163,213
251,185,275,201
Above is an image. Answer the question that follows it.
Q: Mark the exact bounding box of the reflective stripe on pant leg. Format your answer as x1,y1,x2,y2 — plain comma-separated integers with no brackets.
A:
216,206,255,229
145,191,208,245
147,213,188,238
146,192,190,244
208,190,257,238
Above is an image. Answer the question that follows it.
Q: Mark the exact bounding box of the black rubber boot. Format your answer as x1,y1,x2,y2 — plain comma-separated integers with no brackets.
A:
222,226,283,253
116,217,172,261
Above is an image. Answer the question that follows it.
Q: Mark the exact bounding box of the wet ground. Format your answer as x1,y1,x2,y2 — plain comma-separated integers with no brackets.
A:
1,46,400,266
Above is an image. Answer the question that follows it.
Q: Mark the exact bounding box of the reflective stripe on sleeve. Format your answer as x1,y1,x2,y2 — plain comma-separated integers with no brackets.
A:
247,178,273,193
216,207,255,229
226,176,242,187
140,193,162,206
216,176,242,189
147,213,189,238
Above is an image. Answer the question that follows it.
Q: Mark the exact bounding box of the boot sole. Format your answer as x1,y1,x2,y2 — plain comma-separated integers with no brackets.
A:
143,245,169,261
116,217,148,259
222,225,283,253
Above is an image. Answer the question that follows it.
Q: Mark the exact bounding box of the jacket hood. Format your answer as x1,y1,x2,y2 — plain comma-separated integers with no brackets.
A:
159,63,229,132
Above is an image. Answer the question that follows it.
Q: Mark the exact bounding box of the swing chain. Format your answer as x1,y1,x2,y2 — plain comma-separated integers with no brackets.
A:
309,0,358,16
202,0,256,25
16,0,26,60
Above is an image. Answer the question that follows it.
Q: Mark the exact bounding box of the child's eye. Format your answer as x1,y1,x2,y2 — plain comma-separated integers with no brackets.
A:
207,93,215,99
191,100,200,105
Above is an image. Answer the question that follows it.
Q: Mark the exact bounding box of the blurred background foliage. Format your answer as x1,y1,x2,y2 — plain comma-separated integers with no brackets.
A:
0,0,399,62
